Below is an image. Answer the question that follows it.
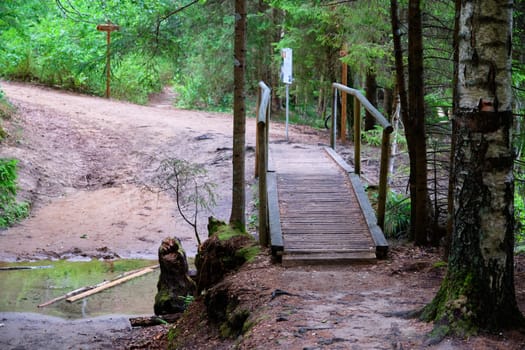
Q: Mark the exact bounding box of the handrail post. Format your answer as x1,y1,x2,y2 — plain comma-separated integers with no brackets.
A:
265,95,270,172
377,130,391,230
353,96,361,175
256,81,271,247
332,82,393,236
258,119,268,247
255,86,262,178
330,88,338,150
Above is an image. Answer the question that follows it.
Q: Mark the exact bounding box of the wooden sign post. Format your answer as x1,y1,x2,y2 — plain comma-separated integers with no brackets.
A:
96,22,120,98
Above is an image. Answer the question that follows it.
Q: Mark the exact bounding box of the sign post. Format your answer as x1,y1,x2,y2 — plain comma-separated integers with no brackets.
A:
96,22,120,99
280,48,293,141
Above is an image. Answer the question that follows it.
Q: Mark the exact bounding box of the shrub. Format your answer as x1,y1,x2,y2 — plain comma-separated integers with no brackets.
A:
0,159,29,228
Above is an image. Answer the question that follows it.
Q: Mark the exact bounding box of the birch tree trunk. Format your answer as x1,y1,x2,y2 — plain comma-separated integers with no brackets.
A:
230,0,246,229
422,0,524,333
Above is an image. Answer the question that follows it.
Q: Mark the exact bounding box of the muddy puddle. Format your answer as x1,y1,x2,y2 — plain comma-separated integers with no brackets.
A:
0,259,159,319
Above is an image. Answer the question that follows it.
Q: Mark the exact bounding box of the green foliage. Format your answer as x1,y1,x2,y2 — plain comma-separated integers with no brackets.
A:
368,188,411,239
178,294,195,308
384,191,411,239
368,187,410,239
0,0,184,104
171,1,234,110
272,102,327,130
0,86,13,140
516,161,525,248
0,159,29,228
361,125,383,146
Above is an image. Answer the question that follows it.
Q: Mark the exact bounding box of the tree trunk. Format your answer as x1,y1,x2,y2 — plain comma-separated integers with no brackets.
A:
383,87,394,119
364,71,377,131
391,0,428,244
407,0,429,245
444,0,462,260
271,7,283,113
422,0,524,333
230,0,247,230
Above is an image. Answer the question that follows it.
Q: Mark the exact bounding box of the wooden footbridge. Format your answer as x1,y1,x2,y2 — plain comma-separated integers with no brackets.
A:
256,82,392,266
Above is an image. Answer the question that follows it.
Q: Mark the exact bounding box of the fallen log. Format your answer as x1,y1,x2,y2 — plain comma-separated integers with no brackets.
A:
129,313,181,327
66,265,159,303
39,285,100,308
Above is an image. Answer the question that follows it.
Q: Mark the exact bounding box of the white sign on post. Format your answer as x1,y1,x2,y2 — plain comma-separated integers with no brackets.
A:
280,48,293,141
280,48,293,84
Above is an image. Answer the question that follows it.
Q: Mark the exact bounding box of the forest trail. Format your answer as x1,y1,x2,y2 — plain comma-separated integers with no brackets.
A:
1,82,524,350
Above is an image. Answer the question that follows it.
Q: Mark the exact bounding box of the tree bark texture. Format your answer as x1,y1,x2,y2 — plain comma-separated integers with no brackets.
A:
365,71,377,131
407,0,429,245
230,0,247,229
444,0,463,260
390,0,429,244
423,0,524,332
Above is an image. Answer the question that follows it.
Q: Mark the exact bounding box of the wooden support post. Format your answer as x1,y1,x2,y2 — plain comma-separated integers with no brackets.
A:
255,87,261,178
330,87,338,149
377,130,391,230
96,22,120,99
353,96,361,175
258,120,268,247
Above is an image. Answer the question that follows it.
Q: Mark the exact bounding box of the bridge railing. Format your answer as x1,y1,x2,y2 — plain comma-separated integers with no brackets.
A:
255,81,271,247
331,82,393,231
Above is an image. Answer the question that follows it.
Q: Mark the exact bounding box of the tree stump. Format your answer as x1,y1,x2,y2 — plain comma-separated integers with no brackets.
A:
195,218,259,293
154,237,195,315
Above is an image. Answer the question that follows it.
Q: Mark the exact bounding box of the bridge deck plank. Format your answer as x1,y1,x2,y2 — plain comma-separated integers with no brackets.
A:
271,144,380,265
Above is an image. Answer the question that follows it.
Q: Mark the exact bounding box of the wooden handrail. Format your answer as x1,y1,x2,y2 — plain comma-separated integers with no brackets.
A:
332,83,393,133
331,82,393,232
256,81,271,247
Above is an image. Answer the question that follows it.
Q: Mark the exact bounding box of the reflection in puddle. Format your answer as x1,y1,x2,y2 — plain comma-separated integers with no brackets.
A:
0,259,158,319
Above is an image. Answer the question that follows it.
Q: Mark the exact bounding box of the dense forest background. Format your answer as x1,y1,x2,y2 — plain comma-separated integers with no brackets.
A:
0,0,524,245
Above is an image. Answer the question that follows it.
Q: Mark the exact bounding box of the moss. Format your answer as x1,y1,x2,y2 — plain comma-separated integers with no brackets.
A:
0,125,7,140
155,287,172,307
167,326,181,350
216,225,249,241
432,261,448,269
421,271,479,337
207,217,226,237
206,217,251,241
235,246,260,263
242,319,255,334
219,309,251,339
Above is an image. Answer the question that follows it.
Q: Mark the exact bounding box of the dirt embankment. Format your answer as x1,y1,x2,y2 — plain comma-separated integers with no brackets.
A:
0,81,263,260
